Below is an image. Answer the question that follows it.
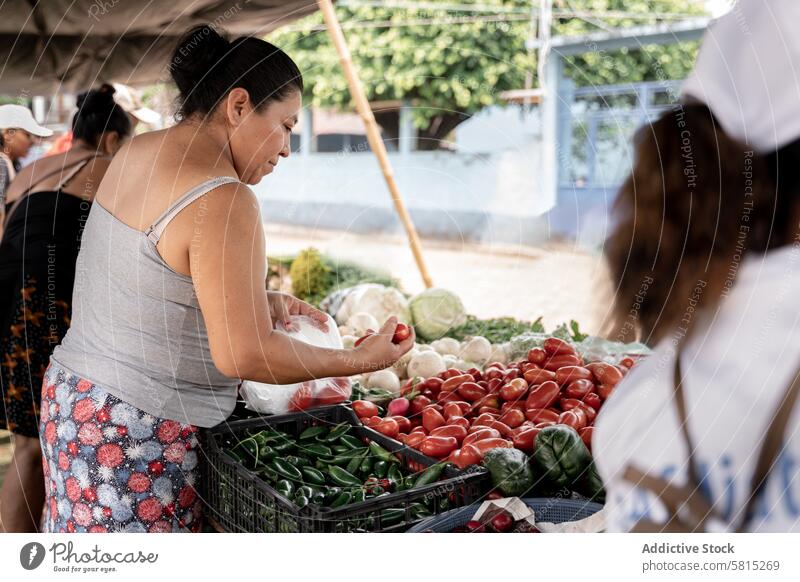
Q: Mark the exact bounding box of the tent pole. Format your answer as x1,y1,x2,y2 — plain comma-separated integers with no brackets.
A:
316,0,434,289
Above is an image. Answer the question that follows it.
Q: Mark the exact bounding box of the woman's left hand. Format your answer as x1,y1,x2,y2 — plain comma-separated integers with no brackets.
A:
267,291,330,332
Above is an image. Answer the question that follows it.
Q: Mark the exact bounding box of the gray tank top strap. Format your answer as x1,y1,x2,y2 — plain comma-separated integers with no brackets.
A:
144,176,239,245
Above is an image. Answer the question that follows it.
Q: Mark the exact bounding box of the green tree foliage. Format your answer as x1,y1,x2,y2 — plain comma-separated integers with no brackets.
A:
270,0,706,147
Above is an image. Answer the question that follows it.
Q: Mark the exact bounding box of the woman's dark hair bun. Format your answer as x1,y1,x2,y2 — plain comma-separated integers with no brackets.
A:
72,83,132,146
76,83,115,111
169,25,231,100
169,23,303,119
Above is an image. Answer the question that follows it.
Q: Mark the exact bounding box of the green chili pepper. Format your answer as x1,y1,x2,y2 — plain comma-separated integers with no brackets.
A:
327,465,362,487
294,495,309,509
284,455,310,469
276,479,295,498
299,426,328,441
413,462,446,488
256,464,279,482
296,485,313,499
301,466,326,486
351,489,366,503
303,443,333,458
338,435,363,450
330,490,352,508
373,460,389,479
368,441,399,464
380,508,406,528
359,456,374,477
321,423,351,443
387,464,403,487
324,486,342,504
272,458,303,482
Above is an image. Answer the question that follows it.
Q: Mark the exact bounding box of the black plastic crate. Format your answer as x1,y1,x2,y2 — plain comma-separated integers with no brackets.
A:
202,404,489,532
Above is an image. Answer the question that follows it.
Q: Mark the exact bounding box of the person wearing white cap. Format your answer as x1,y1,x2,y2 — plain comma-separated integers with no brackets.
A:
0,104,52,212
594,0,800,532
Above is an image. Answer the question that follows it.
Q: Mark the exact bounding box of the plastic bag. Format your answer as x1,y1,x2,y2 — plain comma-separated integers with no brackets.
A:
239,314,352,414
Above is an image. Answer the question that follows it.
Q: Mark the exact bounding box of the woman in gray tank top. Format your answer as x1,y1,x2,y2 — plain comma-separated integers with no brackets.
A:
39,25,415,534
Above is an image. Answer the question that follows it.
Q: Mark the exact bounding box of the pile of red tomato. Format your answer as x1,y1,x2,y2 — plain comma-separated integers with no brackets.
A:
351,337,637,470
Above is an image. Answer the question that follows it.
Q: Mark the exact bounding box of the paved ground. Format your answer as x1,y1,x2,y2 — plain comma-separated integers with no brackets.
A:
0,227,614,495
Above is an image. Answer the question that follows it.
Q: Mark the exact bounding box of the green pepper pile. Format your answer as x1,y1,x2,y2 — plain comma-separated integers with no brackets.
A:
225,422,450,521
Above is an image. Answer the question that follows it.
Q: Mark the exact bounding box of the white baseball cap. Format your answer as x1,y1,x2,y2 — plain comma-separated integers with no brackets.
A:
0,104,53,137
111,83,161,125
681,0,800,153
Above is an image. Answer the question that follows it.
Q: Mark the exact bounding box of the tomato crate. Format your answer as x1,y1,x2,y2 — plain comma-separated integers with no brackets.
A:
202,404,489,532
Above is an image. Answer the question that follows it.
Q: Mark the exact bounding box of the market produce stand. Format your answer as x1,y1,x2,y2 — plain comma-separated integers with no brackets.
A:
205,288,647,532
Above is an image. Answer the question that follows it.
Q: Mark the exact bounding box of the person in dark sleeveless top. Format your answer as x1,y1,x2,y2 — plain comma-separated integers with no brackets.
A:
0,85,131,532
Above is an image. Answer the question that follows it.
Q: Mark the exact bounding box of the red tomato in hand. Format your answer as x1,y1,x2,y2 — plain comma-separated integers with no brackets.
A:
392,323,411,344
353,400,379,419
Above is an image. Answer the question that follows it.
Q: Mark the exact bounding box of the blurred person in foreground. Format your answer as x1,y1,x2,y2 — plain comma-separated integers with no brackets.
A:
595,0,800,532
0,85,131,532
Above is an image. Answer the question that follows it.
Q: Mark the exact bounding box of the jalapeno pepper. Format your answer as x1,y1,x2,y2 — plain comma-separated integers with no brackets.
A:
327,465,362,487
299,426,328,441
272,458,303,482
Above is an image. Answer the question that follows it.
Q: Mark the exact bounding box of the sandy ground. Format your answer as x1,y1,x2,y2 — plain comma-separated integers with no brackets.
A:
0,227,615,495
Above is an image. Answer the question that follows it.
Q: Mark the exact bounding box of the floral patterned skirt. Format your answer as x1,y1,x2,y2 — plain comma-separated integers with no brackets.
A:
39,360,203,533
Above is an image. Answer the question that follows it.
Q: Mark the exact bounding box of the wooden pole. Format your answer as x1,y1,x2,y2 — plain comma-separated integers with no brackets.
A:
316,0,434,289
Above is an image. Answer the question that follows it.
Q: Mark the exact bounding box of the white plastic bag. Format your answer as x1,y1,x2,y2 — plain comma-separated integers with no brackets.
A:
239,314,352,414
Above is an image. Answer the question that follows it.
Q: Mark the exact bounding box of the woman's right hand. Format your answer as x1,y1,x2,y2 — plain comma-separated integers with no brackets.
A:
351,316,415,373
